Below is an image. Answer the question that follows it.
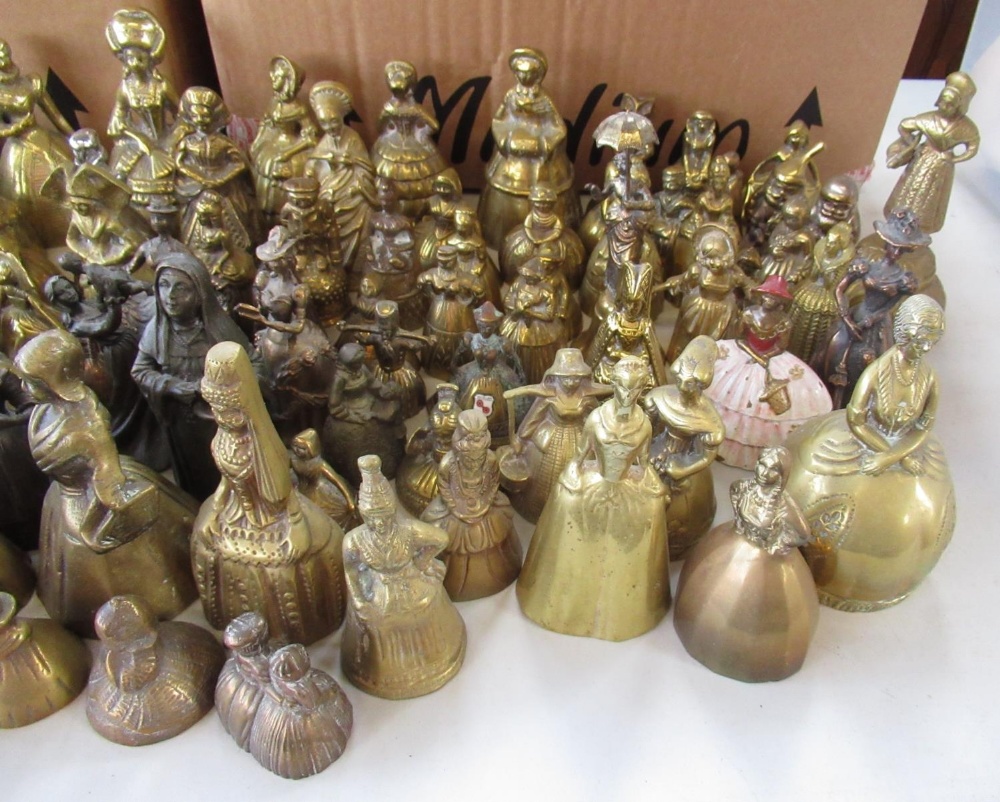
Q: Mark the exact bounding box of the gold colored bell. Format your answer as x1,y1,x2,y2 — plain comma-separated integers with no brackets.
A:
396,382,461,517
786,295,953,611
0,591,90,728
342,455,466,699
217,611,272,752
674,447,819,682
87,595,224,746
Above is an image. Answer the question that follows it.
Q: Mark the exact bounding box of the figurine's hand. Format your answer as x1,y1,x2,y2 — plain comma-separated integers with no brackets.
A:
901,454,925,476
860,452,891,476
170,380,201,404
272,162,293,179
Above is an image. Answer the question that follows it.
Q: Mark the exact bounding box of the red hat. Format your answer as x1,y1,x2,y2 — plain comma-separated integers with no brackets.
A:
754,275,793,301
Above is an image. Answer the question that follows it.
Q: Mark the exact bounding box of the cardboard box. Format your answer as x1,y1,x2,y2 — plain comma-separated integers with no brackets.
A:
2,0,215,137
203,0,926,189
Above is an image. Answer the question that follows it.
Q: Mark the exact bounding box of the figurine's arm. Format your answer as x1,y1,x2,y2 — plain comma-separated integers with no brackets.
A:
131,334,199,404
66,303,122,339
951,130,979,163
434,453,457,510
319,463,357,512
834,270,864,340
107,86,130,138
34,76,74,137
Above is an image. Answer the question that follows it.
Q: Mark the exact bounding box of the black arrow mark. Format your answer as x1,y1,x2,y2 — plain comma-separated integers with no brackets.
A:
46,68,87,130
786,87,822,128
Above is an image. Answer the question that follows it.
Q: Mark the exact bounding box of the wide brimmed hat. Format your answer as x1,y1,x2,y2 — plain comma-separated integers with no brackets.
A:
256,225,296,261
106,9,166,59
545,348,592,379
753,275,793,301
474,301,504,327
874,208,932,248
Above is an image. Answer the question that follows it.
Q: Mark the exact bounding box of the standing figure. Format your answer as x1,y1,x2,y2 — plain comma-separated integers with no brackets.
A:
182,190,255,314
289,428,360,532
674,447,817,682
17,330,198,637
758,194,815,281
517,357,670,641
341,455,467,699
743,143,824,250
322,342,405,487
87,595,224,746
479,47,580,249
814,209,923,408
421,410,521,601
706,276,832,470
371,60,449,220
336,300,433,419
883,71,978,234
307,80,377,271
216,612,272,752
448,208,503,307
786,296,953,612
132,252,258,500
809,175,861,241
788,221,856,364
663,227,755,363
0,592,90,729
414,173,462,275
681,111,717,192
497,348,610,523
742,121,820,215
588,260,667,388
644,336,725,560
125,196,194,277
173,87,259,241
250,56,317,227
452,302,528,446
500,256,570,383
500,182,586,287
193,342,346,645
396,383,461,517
105,9,178,174
249,644,353,779
418,244,487,378
580,142,655,255
0,39,73,246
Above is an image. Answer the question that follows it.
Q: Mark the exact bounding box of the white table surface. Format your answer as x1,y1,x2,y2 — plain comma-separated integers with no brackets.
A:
5,79,999,802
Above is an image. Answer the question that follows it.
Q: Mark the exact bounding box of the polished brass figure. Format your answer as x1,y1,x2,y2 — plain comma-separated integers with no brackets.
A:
342,455,467,699
397,382,461,517
500,182,586,287
17,329,198,638
787,295,953,611
421,409,521,601
87,595,224,746
644,336,725,560
217,611,272,752
192,341,346,645
290,428,361,533
674,447,818,682
517,357,670,641
182,190,255,314
478,47,580,249
0,592,89,729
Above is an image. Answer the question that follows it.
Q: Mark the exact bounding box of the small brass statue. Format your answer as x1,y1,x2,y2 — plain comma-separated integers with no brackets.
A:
479,47,580,249
87,595,224,746
372,60,449,220
173,87,259,242
322,342,405,487
17,329,199,638
216,612,272,751
126,195,194,277
290,428,360,532
182,190,256,314
706,276,832,470
742,120,820,215
814,209,923,408
517,356,670,641
193,341,346,645
743,140,824,250
336,300,434,419
342,455,467,699
810,175,860,241
674,447,818,682
448,207,503,307
758,193,816,281
105,8,178,168
250,56,317,227
664,227,755,363
397,382,461,517
786,295,953,611
788,221,856,364
421,409,521,601
307,80,377,270
249,643,354,779
681,110,717,192
884,71,978,235
0,39,74,247
500,182,586,287
0,592,90,729
0,253,60,357
497,348,610,524
415,173,462,275
644,336,725,560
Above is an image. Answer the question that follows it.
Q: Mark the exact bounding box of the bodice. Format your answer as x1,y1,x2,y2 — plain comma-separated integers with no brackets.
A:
590,404,649,482
867,350,933,438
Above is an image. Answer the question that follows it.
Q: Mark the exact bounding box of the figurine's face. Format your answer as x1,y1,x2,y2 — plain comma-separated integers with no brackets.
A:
531,199,556,217
437,397,455,414
558,376,582,394
149,211,175,235
755,452,783,486
512,62,542,88
50,278,80,306
121,46,150,73
111,643,158,692
900,327,941,362
819,197,849,222
313,101,344,133
677,375,702,397
187,102,214,130
455,427,489,455
270,63,292,94
614,376,643,408
765,180,789,206
936,87,961,118
760,294,782,311
366,511,396,539
157,268,200,321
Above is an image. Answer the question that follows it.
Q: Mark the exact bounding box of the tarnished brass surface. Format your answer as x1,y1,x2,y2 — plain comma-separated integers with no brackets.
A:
87,595,224,746
193,341,346,645
0,591,89,728
397,383,460,517
422,409,521,601
517,357,670,641
675,448,818,682
787,295,953,611
342,455,466,699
